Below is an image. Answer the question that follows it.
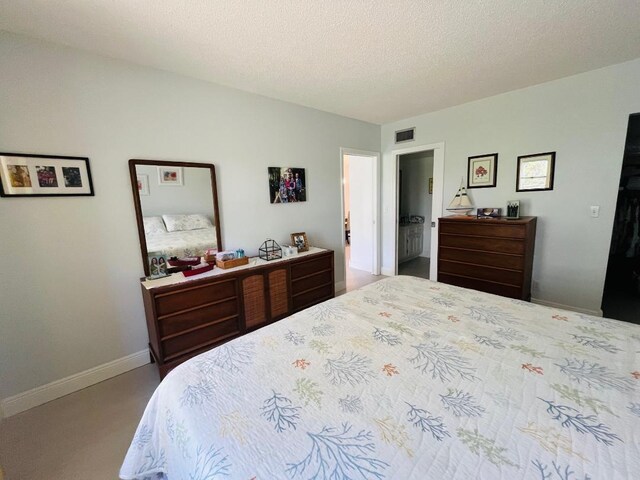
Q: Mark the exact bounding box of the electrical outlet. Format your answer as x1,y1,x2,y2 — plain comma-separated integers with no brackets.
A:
590,205,600,218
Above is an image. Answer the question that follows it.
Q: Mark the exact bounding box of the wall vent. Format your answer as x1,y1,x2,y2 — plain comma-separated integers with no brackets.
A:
395,127,415,143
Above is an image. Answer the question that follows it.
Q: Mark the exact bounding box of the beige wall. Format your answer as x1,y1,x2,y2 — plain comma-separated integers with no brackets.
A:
0,32,380,401
382,58,640,314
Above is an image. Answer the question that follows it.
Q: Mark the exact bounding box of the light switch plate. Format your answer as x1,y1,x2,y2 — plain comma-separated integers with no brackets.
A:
590,205,600,217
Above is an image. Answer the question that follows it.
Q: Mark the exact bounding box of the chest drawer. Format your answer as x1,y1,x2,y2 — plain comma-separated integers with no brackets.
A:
439,222,526,239
439,246,525,270
439,233,525,255
155,279,237,317
158,298,240,338
291,254,333,280
439,260,523,286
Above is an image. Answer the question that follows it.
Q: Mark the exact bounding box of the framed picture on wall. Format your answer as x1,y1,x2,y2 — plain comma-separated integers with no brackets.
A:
0,152,94,197
467,153,498,189
158,166,183,186
516,152,555,191
268,167,306,203
137,174,150,196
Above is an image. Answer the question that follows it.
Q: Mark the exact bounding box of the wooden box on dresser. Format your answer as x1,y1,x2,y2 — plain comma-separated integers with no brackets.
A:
141,248,334,377
437,216,536,300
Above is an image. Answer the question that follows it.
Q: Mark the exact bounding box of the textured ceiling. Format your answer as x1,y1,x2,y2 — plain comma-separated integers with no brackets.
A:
1,1,639,124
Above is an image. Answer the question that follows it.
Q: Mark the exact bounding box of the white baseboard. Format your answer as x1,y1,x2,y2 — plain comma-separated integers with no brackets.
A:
531,298,603,317
335,280,346,292
381,267,395,276
0,349,150,418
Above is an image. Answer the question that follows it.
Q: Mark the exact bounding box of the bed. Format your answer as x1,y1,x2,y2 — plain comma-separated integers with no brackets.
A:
120,276,640,479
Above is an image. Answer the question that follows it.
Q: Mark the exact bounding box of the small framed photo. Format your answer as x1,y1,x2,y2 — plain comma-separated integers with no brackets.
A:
477,208,501,218
0,152,94,197
517,152,555,192
290,232,309,252
147,251,168,279
428,177,433,194
158,166,183,186
467,153,498,189
137,174,150,196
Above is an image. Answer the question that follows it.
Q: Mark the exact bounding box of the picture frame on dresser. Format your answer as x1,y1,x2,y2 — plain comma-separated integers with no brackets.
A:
291,232,309,252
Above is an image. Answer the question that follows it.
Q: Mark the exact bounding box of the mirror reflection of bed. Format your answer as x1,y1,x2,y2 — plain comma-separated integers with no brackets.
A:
131,161,222,275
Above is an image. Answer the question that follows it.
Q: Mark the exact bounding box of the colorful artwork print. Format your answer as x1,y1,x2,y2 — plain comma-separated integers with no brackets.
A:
158,167,183,186
62,167,82,187
467,153,498,188
8,165,31,187
269,167,306,203
36,166,58,187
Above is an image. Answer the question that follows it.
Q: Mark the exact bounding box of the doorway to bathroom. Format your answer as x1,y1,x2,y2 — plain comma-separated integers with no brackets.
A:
397,150,434,279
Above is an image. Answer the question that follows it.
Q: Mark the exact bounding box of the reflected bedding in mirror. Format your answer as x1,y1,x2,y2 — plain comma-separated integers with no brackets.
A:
144,214,217,258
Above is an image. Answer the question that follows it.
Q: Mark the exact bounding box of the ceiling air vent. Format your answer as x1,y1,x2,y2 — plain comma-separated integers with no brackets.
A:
395,127,415,143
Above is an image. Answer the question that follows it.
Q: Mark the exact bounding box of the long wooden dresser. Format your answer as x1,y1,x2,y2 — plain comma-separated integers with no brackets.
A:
437,216,536,300
141,248,334,377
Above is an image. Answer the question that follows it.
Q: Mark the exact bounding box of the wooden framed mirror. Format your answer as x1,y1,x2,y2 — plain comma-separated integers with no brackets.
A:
129,159,222,277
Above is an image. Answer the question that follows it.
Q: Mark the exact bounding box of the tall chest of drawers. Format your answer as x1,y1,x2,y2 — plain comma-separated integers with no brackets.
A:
437,216,536,300
141,248,334,377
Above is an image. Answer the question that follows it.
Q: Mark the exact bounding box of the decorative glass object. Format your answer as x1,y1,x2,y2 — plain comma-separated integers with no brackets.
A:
259,238,282,261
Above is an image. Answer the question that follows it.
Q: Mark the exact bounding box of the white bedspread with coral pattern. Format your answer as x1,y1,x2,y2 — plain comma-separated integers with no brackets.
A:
145,227,217,259
121,276,640,480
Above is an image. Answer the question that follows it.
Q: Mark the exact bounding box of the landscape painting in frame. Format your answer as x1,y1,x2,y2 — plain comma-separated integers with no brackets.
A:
0,152,94,197
268,167,306,203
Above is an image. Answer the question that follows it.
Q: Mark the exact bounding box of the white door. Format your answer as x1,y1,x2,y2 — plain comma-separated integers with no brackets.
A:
348,155,374,273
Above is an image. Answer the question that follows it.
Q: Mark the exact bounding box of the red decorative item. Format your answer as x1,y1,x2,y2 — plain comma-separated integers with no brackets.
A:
183,264,214,277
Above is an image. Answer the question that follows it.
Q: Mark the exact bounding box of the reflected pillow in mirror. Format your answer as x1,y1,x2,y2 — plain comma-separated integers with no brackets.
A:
143,216,167,236
163,214,212,232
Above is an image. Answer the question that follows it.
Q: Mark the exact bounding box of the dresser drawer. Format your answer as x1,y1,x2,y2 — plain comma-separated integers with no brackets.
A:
439,221,526,239
291,269,333,295
292,283,333,311
155,279,237,317
158,298,239,338
438,273,523,299
439,233,525,255
439,247,525,270
439,260,522,286
291,254,333,280
162,316,241,361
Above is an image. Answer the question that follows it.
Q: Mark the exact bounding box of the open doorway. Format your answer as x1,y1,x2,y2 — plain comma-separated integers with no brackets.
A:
388,142,445,279
601,113,640,325
341,148,381,291
396,150,435,279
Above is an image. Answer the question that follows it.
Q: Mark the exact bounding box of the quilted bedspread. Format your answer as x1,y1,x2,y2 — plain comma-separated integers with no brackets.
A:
121,276,640,479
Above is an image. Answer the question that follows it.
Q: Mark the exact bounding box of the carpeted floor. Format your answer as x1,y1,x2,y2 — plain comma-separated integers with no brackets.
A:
0,364,159,480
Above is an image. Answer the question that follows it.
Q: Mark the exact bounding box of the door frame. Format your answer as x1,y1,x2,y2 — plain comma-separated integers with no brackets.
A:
340,147,381,275
391,142,445,279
